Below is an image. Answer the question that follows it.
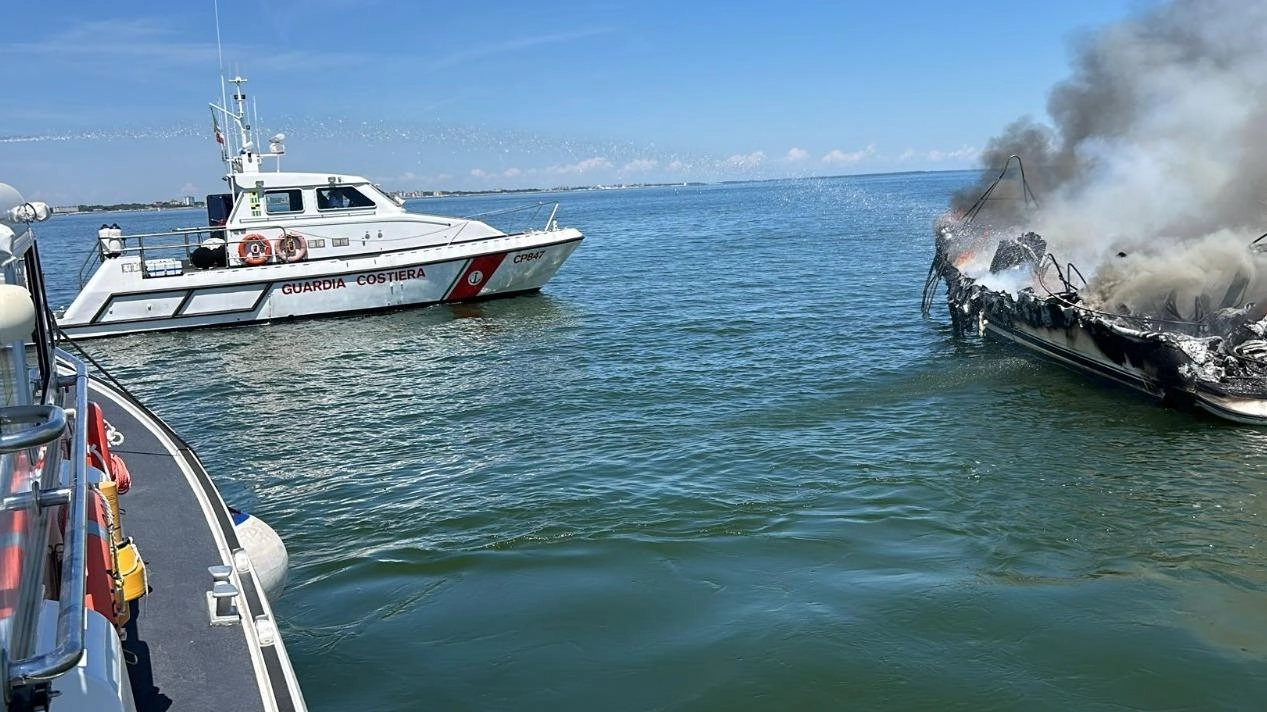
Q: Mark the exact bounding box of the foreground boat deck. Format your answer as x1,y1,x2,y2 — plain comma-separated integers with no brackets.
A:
88,377,303,711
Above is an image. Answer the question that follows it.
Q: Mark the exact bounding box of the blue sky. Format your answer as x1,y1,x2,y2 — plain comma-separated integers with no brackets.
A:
1,0,1145,204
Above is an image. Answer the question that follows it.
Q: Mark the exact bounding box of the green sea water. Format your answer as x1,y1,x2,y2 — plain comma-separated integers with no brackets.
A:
38,173,1267,711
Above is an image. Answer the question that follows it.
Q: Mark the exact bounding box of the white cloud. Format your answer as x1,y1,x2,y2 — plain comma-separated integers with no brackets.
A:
503,167,522,178
785,147,809,162
897,145,979,163
432,28,616,70
620,158,658,173
724,151,766,169
383,172,449,188
0,19,373,74
666,160,688,172
928,145,978,162
822,144,876,164
549,157,612,174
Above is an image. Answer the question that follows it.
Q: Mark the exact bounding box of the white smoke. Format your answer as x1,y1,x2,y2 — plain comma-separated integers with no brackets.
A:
950,0,1267,319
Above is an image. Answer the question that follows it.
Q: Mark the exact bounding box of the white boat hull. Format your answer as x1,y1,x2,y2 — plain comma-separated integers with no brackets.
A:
58,229,581,339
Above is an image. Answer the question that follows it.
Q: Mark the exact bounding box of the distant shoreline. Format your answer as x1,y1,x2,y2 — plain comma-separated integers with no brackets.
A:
55,169,982,214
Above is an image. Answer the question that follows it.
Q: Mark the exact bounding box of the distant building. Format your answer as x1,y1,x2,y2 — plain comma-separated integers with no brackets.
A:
52,206,81,214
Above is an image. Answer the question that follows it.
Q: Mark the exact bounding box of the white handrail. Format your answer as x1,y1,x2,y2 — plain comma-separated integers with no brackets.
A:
7,353,88,693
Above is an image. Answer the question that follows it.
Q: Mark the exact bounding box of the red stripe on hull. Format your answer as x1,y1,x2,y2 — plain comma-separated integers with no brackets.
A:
446,253,508,300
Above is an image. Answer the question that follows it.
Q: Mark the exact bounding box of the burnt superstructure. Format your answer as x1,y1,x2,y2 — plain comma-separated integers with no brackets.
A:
924,157,1267,424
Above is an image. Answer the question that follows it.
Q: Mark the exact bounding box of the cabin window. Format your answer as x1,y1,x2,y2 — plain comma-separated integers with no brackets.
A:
265,190,304,214
318,186,374,210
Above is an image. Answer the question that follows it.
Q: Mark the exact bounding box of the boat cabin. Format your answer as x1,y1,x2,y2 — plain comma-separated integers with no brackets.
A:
208,173,405,228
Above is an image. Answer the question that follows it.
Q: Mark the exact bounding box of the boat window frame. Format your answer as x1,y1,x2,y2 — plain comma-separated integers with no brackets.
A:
317,186,375,212
263,189,305,215
370,183,405,207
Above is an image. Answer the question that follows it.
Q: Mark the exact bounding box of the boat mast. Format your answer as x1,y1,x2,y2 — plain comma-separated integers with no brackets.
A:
230,75,252,160
209,74,285,182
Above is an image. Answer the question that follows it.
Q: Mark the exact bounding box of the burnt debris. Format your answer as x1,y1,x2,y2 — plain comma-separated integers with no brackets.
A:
923,213,1267,406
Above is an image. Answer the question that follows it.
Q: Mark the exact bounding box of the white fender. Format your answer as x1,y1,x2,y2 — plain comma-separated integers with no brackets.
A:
233,511,289,601
0,283,35,343
38,601,136,712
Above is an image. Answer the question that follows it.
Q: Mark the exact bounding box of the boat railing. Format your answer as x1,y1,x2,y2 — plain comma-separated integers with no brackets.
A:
78,226,224,287
457,201,563,242
1039,253,1089,295
1,350,88,700
74,201,571,283
962,155,1041,225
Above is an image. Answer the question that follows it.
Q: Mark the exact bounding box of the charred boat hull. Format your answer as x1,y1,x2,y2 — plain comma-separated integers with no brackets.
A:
931,240,1267,425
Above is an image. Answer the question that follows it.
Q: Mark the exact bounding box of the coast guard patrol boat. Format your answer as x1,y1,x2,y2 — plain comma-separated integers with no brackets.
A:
0,181,306,710
57,75,584,340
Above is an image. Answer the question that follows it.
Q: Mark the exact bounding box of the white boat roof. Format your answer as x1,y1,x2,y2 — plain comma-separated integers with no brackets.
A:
230,170,375,190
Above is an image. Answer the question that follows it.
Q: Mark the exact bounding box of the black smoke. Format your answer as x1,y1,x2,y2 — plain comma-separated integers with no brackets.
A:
948,0,1267,320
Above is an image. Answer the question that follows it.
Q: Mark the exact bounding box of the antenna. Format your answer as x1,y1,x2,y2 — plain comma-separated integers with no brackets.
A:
203,6,287,179
214,0,227,112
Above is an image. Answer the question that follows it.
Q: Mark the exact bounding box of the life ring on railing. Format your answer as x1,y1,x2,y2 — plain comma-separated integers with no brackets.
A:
86,402,130,494
85,488,127,628
238,233,273,266
0,501,27,618
275,232,308,263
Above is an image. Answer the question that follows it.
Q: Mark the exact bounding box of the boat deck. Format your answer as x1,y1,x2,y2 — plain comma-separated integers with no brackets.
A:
88,377,302,711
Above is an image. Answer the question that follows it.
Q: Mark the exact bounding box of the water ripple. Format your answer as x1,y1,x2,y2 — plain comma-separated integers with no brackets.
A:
39,175,1267,711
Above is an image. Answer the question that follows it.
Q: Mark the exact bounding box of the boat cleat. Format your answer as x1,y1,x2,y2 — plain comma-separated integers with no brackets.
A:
206,564,241,625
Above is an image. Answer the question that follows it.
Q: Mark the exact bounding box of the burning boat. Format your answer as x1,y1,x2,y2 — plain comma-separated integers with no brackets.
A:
923,156,1267,424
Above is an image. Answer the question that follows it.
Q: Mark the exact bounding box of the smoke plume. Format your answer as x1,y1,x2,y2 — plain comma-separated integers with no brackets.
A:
950,0,1267,319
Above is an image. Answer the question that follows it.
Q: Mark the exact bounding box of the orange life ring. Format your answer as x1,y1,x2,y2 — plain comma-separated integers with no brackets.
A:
85,488,125,627
86,401,131,494
238,233,273,266
0,451,39,618
0,507,27,618
276,232,308,263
